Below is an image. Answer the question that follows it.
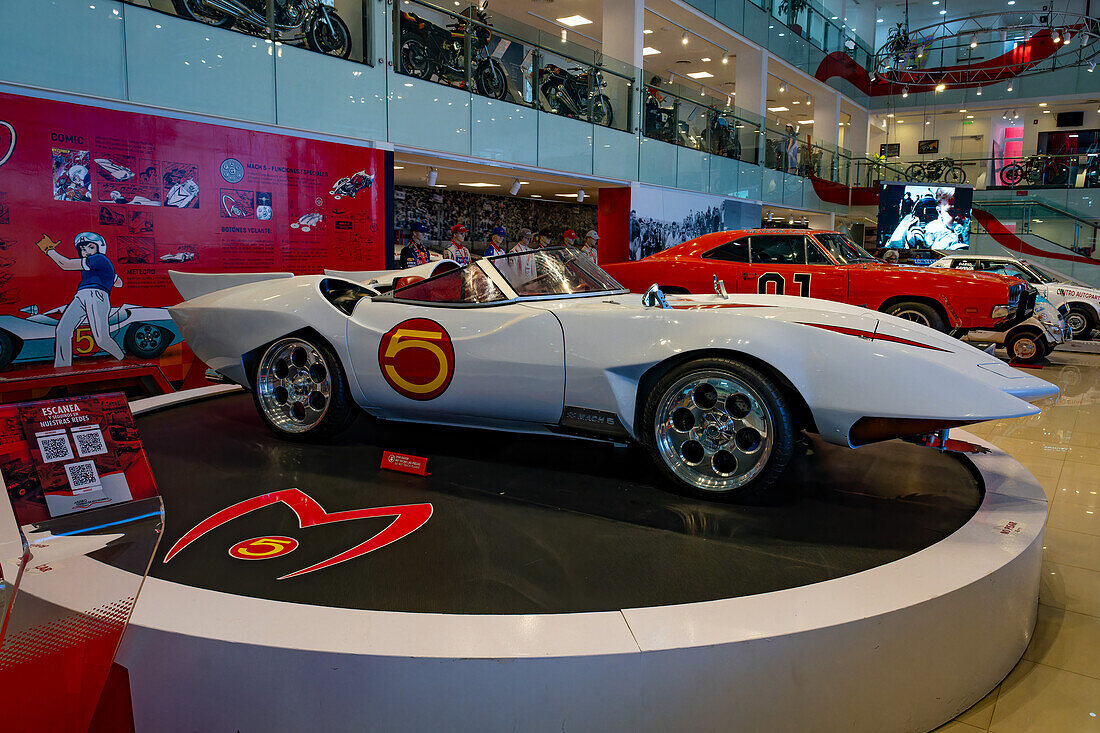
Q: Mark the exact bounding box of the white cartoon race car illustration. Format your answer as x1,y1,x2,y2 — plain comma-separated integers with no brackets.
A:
0,303,183,370
160,251,196,263
168,248,1057,503
290,213,324,232
329,170,374,200
94,158,135,181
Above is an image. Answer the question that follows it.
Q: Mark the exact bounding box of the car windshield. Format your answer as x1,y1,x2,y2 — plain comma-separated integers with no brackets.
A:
812,232,878,263
1025,260,1091,287
487,247,625,297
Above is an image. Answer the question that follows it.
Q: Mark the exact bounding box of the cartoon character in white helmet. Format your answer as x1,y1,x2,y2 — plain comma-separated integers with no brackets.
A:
37,231,125,367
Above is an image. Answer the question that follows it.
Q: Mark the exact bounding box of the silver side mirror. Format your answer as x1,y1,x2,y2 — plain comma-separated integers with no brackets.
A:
642,283,670,309
713,275,727,299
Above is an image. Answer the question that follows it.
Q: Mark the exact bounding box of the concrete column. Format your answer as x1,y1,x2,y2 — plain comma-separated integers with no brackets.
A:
736,49,768,165
601,0,644,134
813,90,840,149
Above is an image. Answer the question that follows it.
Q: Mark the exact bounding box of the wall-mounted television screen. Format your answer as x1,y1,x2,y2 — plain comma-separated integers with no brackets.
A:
1056,111,1084,127
877,182,973,251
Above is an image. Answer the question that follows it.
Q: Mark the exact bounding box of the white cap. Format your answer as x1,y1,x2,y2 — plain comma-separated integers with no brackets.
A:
585,230,599,241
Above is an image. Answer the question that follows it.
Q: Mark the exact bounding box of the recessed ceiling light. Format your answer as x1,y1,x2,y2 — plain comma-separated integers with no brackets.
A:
556,15,591,27
393,166,405,170
700,57,711,62
530,194,542,198
1007,0,1015,4
642,47,660,56
767,106,790,112
643,28,653,34
898,119,905,123
686,71,714,79
935,83,946,91
939,9,946,13
887,113,895,117
966,115,974,118
1043,109,1051,113
432,184,447,188
459,182,500,187
1039,102,1048,106
797,119,814,124
959,108,967,112
555,193,579,198
877,18,884,23
792,100,801,104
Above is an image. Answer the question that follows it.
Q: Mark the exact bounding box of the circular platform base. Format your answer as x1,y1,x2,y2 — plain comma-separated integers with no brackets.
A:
111,387,1046,733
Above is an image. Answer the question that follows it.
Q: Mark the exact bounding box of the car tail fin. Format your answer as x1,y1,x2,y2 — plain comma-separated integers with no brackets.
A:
169,270,295,301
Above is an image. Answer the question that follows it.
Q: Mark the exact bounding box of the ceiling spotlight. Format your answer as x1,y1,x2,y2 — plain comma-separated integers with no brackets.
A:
779,84,787,92
561,28,568,43
1007,82,1014,92
726,95,732,107
976,87,983,95
667,71,674,84
722,53,729,64
935,83,946,92
510,178,521,196
577,189,586,203
427,167,438,186
1052,29,1061,43
970,36,978,49
681,32,689,45
1013,109,1019,119
902,87,909,98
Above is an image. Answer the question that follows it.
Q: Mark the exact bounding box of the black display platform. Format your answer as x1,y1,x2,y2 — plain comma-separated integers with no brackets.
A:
141,392,981,614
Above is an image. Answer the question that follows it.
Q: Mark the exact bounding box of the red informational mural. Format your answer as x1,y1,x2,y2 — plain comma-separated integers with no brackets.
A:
0,392,159,524
0,91,387,386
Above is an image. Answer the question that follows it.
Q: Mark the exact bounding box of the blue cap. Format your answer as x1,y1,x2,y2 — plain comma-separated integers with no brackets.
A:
411,222,429,233
491,226,506,237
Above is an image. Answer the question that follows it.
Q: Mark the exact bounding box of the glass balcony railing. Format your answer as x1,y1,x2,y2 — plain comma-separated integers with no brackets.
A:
642,83,762,167
132,0,371,63
868,153,1100,191
973,200,1100,262
394,0,635,133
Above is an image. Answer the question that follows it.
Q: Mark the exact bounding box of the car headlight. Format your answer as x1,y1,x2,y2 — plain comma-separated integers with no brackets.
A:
991,305,1010,319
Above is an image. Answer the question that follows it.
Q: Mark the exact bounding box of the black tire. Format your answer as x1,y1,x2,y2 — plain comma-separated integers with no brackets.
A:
252,336,357,442
0,330,19,371
170,0,234,28
1046,163,1070,185
590,94,613,127
1006,328,1045,364
1000,164,1024,186
944,166,967,184
307,12,352,59
399,32,432,79
642,357,797,503
474,59,508,100
883,301,947,332
905,163,925,182
123,323,171,359
1066,304,1097,340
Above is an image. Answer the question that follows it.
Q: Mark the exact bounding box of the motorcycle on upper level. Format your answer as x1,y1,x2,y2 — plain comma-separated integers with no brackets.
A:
398,3,509,100
170,0,352,59
539,57,613,127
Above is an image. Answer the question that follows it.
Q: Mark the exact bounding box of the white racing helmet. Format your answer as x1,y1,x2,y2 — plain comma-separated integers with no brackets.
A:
74,231,107,255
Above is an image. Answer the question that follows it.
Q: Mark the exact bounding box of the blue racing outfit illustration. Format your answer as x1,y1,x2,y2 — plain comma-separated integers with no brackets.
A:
38,232,125,367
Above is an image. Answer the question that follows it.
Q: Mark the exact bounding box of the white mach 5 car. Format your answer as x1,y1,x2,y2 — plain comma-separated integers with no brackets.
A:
169,248,1057,502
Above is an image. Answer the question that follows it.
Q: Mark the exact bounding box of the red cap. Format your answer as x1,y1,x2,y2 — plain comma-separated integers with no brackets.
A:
450,223,468,234
563,229,577,239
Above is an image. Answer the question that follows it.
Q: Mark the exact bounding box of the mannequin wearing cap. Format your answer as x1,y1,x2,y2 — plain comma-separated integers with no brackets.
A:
581,230,599,264
400,222,432,268
510,228,533,253
562,229,579,248
443,223,472,265
39,231,125,367
485,226,508,257
537,228,552,248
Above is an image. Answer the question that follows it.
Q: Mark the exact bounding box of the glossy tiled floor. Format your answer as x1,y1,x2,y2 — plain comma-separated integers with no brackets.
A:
935,351,1100,733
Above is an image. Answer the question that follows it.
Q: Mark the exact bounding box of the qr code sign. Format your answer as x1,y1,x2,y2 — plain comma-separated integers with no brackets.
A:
64,460,101,492
72,427,107,457
36,433,74,463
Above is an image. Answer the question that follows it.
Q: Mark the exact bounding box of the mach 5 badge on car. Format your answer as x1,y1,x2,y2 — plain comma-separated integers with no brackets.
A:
169,248,1056,502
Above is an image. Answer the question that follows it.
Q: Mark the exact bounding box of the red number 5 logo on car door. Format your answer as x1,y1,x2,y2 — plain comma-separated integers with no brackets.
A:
378,318,455,400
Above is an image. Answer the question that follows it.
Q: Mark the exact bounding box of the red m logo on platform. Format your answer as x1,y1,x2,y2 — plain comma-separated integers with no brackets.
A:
163,488,432,579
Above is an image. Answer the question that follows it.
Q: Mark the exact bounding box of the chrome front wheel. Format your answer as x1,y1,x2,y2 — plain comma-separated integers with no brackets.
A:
645,359,796,502
257,339,332,433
